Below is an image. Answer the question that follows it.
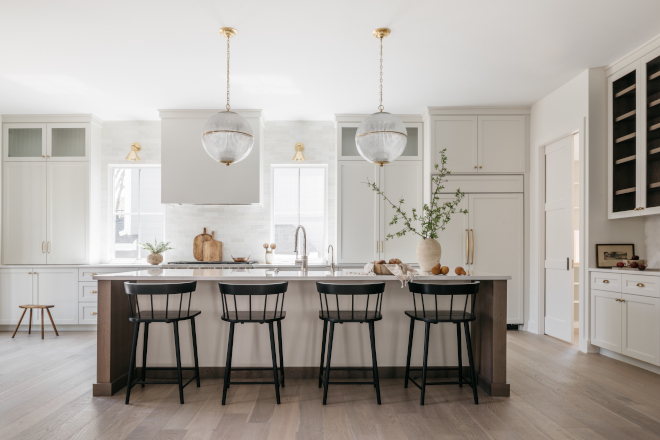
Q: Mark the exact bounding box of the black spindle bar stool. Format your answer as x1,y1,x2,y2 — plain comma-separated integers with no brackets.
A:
317,282,385,405
124,281,201,405
404,281,480,405
218,282,288,405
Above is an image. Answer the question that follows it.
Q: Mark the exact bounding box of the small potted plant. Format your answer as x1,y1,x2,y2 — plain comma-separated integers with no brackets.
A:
139,240,173,265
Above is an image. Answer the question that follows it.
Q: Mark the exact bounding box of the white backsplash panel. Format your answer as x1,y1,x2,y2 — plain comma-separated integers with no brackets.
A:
98,120,336,263
646,215,660,268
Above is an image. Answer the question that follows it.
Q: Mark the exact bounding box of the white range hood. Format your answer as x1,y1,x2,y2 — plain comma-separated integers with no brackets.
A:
159,109,263,205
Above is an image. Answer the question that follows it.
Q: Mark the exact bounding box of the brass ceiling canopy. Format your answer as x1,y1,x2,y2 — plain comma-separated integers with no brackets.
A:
372,28,391,39
219,27,237,38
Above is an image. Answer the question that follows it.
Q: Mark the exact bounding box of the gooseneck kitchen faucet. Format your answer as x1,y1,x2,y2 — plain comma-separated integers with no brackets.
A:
294,225,308,271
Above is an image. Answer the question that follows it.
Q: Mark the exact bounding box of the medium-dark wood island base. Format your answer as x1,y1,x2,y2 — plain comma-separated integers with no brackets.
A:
93,269,510,398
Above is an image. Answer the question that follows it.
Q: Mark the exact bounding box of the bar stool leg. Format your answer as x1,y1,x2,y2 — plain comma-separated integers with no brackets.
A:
318,320,328,388
125,322,140,404
191,318,200,387
420,322,431,405
12,309,27,338
41,309,44,339
276,320,285,387
28,309,32,334
464,322,478,405
404,317,414,388
368,322,381,405
141,322,149,387
456,323,463,387
227,324,235,389
173,321,184,404
222,323,235,405
322,322,335,405
268,322,281,404
46,308,59,336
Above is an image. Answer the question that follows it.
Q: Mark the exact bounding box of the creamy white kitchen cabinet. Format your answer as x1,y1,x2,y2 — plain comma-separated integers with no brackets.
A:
79,303,98,325
590,270,660,366
0,269,33,325
31,268,78,325
2,162,48,264
425,110,527,174
337,160,422,264
3,123,89,161
337,121,423,161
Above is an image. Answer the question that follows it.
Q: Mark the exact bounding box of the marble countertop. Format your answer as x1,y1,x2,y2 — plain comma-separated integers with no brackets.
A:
93,268,512,281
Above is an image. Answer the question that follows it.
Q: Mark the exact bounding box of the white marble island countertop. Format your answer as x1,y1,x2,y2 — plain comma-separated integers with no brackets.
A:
93,268,512,281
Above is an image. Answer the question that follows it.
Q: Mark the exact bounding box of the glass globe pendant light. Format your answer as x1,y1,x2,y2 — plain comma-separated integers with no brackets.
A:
355,28,407,167
201,27,254,166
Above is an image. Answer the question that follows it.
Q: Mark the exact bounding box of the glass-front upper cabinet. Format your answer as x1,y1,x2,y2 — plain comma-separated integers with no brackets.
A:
337,121,422,161
2,123,88,161
644,53,660,212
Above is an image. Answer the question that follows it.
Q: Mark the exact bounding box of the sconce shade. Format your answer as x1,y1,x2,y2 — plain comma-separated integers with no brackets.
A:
126,142,141,161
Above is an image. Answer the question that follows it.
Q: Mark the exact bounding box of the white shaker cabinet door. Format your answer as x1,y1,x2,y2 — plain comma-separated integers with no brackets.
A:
2,162,47,264
32,268,78,324
0,270,33,325
469,193,524,324
433,195,469,271
380,162,422,264
47,162,89,264
621,293,660,365
591,289,622,353
478,116,526,173
431,116,478,173
338,162,379,263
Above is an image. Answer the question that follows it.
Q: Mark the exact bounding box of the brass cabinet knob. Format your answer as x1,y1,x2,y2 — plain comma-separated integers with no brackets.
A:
90,290,98,293
474,166,477,169
603,280,610,283
90,312,98,315
621,299,626,303
479,166,482,168
637,283,645,287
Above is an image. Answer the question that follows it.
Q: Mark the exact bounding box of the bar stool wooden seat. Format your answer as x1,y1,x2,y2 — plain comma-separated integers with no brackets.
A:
218,282,288,405
124,281,201,405
404,281,480,405
317,282,385,405
11,305,59,339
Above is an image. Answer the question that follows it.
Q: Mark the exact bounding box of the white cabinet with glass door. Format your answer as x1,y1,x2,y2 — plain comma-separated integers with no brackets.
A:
3,123,89,161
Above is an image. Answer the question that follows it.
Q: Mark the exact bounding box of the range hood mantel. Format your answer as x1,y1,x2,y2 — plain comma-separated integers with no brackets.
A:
159,109,264,205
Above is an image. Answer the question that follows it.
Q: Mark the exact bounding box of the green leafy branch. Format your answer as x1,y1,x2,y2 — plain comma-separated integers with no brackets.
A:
138,239,173,254
364,149,467,240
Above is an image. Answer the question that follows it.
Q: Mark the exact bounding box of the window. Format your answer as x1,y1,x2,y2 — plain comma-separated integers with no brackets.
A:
272,166,327,262
110,166,164,261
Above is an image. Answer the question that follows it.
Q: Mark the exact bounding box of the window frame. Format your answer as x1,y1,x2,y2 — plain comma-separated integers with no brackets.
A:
270,164,328,264
108,163,164,263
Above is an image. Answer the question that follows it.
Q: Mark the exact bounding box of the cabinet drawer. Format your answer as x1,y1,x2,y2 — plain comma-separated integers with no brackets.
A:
591,272,622,292
79,303,98,325
622,274,660,298
78,267,133,282
78,282,98,301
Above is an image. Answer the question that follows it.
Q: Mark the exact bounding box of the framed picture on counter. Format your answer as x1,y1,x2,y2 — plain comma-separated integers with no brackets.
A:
596,244,635,268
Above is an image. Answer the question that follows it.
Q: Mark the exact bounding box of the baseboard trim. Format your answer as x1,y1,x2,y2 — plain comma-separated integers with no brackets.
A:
599,348,660,374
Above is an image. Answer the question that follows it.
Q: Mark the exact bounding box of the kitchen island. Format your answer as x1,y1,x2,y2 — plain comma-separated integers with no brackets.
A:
93,269,511,397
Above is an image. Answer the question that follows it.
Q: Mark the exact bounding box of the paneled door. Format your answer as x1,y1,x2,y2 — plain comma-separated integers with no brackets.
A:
544,135,575,343
338,162,379,263
434,195,469,270
47,162,89,264
591,289,622,352
432,116,478,173
478,116,526,173
32,268,78,324
469,193,524,324
379,162,422,263
2,162,47,264
0,270,33,325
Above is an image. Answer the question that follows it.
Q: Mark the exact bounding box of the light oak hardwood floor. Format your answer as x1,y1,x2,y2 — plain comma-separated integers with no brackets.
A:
1,330,660,440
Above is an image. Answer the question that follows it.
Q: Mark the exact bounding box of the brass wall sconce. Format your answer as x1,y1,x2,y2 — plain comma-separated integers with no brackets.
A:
293,142,306,161
126,142,141,161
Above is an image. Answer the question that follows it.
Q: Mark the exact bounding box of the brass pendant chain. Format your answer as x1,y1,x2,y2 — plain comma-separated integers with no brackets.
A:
226,34,231,111
378,36,384,112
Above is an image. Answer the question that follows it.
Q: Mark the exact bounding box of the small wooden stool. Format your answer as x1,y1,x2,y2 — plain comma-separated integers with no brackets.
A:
11,305,59,339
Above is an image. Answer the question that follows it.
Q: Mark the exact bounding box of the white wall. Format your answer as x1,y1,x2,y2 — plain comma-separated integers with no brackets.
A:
97,121,336,263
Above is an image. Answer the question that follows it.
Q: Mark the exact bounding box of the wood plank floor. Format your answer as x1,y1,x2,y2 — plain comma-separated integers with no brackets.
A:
2,330,660,439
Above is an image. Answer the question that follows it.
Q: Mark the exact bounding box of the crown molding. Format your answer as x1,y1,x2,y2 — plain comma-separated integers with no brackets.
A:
158,109,264,122
333,113,423,123
605,32,660,77
1,114,103,126
423,107,531,118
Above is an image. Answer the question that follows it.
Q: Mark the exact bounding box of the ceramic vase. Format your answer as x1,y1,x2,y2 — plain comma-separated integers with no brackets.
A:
265,250,274,264
416,238,442,272
147,253,163,265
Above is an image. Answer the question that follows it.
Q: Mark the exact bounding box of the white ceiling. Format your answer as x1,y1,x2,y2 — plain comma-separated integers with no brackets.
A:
1,0,660,121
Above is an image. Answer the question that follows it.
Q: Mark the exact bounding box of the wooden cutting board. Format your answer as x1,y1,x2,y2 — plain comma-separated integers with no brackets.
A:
203,231,223,262
193,228,213,261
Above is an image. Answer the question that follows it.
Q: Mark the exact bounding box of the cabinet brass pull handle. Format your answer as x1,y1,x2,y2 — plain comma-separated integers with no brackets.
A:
47,242,50,253
382,241,384,253
28,272,32,274
42,242,45,253
621,299,626,303
567,257,569,271
376,241,378,253
466,229,470,265
90,312,98,315
90,273,97,276
90,290,98,293
603,280,610,284
615,298,620,302
637,283,645,287
479,166,482,169
470,229,474,264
